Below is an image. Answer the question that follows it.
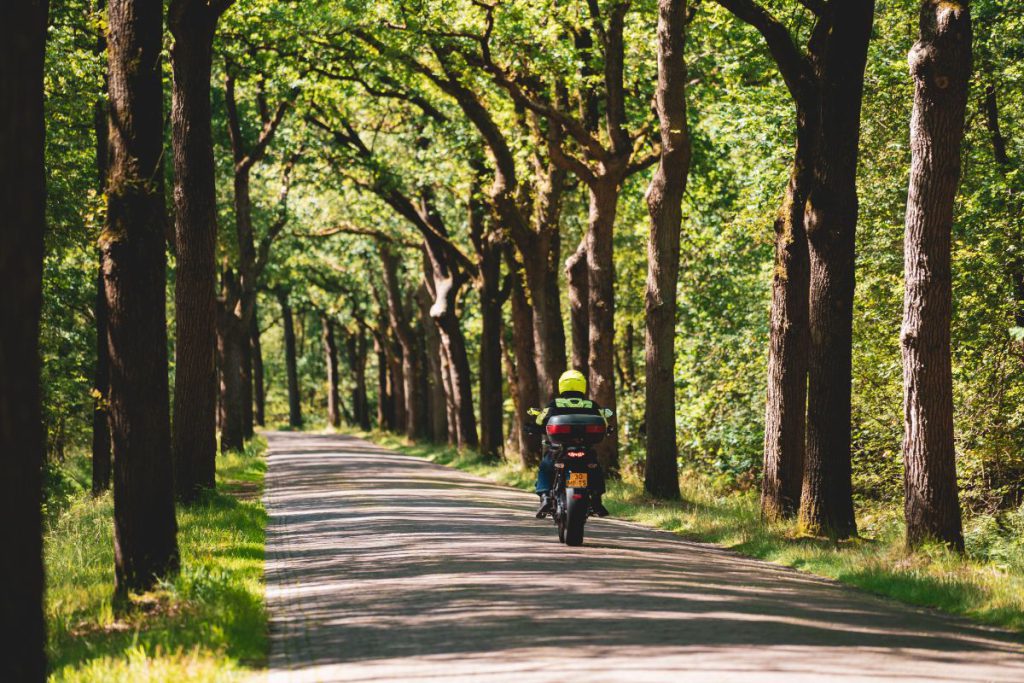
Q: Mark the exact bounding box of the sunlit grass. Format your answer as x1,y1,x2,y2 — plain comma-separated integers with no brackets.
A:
363,429,1024,633
46,438,268,681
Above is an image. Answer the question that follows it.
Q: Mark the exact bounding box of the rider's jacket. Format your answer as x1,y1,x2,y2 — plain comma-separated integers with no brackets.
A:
534,391,606,427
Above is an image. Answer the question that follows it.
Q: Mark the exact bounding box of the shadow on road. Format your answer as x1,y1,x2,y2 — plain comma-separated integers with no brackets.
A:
264,432,1024,682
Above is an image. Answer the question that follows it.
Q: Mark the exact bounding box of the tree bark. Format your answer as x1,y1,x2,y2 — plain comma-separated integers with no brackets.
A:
375,339,392,430
0,0,48,676
507,247,541,465
219,71,290,442
278,290,303,429
169,0,229,499
379,244,422,438
345,327,371,430
901,0,971,551
251,308,265,426
418,284,449,442
241,319,254,438
799,0,874,539
104,0,179,595
478,252,504,459
586,178,621,474
472,174,505,460
761,125,814,520
321,314,341,429
217,271,245,451
566,241,590,372
643,0,691,500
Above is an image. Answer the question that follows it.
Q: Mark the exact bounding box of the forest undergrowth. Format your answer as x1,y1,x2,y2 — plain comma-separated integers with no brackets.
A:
362,430,1024,634
43,438,268,682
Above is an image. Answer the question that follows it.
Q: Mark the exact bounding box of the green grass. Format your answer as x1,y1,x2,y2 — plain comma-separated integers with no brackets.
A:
45,438,268,682
361,429,1024,634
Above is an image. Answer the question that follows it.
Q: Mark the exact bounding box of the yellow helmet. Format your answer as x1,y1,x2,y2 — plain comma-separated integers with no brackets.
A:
558,369,587,395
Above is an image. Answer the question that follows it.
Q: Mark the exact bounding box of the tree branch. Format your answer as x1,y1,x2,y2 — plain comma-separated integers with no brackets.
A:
713,0,814,102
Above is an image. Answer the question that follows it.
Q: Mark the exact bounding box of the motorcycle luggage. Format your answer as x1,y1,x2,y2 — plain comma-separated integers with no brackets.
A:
544,413,607,445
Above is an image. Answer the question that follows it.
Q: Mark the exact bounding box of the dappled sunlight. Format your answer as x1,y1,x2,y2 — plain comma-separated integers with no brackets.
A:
264,433,1023,682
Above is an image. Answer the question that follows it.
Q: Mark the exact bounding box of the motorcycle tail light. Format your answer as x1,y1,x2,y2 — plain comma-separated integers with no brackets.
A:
584,424,605,434
567,449,586,458
546,424,572,435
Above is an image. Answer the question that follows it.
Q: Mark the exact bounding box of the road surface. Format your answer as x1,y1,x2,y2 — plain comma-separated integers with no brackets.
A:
263,431,1023,682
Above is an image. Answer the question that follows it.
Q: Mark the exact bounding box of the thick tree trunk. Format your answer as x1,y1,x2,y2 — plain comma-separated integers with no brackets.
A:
478,240,505,460
418,285,449,442
169,0,223,499
508,249,541,465
104,0,179,595
761,127,814,520
901,0,970,551
586,178,621,474
799,1,874,539
522,236,567,401
379,244,421,438
278,291,303,429
251,309,265,426
436,308,479,450
643,0,690,500
0,0,49,676
321,314,341,429
438,340,459,445
566,241,590,373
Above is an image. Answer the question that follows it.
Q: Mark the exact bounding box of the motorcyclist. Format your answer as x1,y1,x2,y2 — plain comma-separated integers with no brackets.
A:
533,369,610,519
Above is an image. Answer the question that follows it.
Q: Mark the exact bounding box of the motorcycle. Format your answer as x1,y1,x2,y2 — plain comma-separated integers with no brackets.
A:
525,409,614,546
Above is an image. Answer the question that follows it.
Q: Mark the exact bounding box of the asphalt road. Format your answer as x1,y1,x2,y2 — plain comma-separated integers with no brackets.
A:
263,431,1023,682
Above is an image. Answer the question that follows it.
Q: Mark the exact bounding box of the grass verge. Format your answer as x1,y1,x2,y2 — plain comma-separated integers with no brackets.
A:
45,437,268,682
361,429,1024,635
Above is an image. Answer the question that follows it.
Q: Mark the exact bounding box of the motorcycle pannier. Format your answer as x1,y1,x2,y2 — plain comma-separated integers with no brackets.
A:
545,414,606,445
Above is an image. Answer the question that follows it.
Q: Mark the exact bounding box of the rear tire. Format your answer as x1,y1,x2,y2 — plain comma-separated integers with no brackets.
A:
565,492,587,546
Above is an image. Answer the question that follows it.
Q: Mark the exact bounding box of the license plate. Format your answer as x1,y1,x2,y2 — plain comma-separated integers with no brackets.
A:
567,472,588,487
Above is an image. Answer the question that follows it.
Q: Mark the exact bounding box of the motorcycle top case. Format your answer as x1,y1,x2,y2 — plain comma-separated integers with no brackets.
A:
545,413,606,445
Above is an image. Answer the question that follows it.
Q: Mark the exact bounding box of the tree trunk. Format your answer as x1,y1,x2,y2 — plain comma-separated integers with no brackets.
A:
901,0,970,551
104,0,179,596
418,285,449,442
0,0,48,676
251,308,265,426
643,0,690,500
522,233,567,401
436,309,478,450
278,291,303,429
507,248,541,465
241,319,254,438
566,241,590,373
321,314,341,429
217,272,245,451
760,124,814,520
624,322,636,389
169,0,224,499
379,244,421,438
586,178,621,474
799,1,874,539
344,329,370,430
478,239,505,460
375,341,392,430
